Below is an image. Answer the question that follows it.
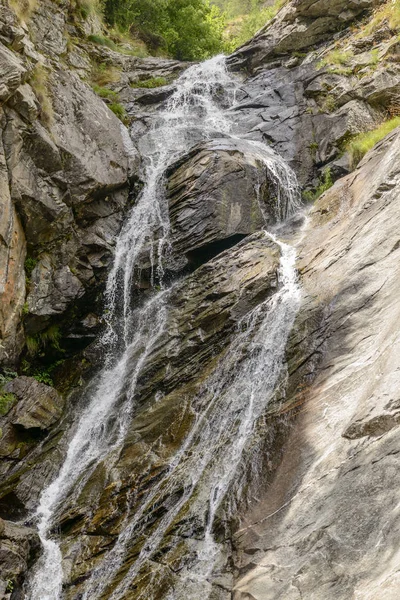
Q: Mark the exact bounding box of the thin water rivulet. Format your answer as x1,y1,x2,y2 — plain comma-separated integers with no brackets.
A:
27,55,302,600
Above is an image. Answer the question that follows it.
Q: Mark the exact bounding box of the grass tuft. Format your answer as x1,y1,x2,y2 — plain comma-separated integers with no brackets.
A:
87,34,118,50
91,62,121,87
109,102,129,124
29,64,54,128
346,116,400,167
130,77,168,89
318,49,354,69
303,169,334,202
91,84,119,100
9,0,37,22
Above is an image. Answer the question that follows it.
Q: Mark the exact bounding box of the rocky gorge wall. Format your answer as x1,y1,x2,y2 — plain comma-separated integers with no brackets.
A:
1,0,400,598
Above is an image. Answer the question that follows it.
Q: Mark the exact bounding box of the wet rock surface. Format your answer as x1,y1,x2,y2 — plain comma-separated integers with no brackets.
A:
233,127,400,600
53,234,281,599
1,0,400,598
0,519,40,597
166,138,278,264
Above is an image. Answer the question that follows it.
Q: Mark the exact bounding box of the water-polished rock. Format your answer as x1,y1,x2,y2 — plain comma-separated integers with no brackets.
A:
166,138,285,265
234,126,400,600
49,233,282,599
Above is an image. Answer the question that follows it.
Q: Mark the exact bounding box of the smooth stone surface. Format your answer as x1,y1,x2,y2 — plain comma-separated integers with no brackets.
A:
233,127,400,600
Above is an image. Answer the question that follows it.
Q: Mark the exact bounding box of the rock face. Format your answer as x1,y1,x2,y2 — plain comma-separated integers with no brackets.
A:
1,0,400,598
52,233,282,599
167,139,279,264
0,519,40,597
0,0,144,366
233,127,400,600
229,0,384,71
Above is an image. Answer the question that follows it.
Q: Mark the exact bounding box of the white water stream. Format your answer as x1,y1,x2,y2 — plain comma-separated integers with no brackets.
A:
27,55,302,600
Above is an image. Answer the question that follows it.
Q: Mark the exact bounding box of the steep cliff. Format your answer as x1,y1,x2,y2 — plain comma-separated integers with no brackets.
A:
1,0,400,598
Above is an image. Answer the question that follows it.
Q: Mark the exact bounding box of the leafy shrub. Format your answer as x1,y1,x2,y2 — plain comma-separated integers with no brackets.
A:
24,256,38,278
33,371,54,386
0,369,18,386
102,0,226,60
346,117,400,167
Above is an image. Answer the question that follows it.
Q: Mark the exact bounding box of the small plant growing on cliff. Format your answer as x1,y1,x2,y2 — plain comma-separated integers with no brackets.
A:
109,102,129,124
131,77,168,89
24,256,38,278
0,393,17,417
9,0,37,22
318,49,353,69
358,0,400,38
32,370,54,386
77,0,103,20
303,168,334,202
0,369,17,386
91,84,119,100
88,34,118,50
5,580,14,594
29,64,54,129
346,117,400,167
91,62,121,87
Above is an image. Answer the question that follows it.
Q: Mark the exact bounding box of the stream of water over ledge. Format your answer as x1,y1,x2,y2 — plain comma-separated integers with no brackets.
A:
26,55,302,600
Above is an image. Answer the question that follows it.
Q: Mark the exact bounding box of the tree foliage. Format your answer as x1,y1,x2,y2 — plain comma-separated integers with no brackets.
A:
102,0,225,60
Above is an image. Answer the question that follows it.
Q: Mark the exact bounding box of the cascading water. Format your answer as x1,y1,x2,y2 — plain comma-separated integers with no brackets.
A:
27,55,302,600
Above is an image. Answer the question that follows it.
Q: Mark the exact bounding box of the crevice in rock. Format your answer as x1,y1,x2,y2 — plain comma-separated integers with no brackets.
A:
186,234,249,269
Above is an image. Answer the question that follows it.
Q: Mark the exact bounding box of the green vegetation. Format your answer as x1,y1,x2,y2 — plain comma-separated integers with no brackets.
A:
214,0,287,50
101,0,226,60
26,324,64,359
91,62,121,86
109,101,129,123
87,34,118,49
24,256,38,278
32,370,54,386
29,64,54,128
9,0,37,22
303,168,333,202
131,77,168,89
0,393,17,417
358,0,400,37
76,0,103,19
346,117,400,167
91,84,119,99
318,49,353,69
0,369,17,387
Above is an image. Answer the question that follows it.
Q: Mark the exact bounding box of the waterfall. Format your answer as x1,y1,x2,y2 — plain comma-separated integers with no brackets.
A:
26,55,302,600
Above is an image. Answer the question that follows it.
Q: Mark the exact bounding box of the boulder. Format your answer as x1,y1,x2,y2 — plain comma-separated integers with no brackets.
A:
5,376,64,431
166,138,288,265
0,519,40,596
